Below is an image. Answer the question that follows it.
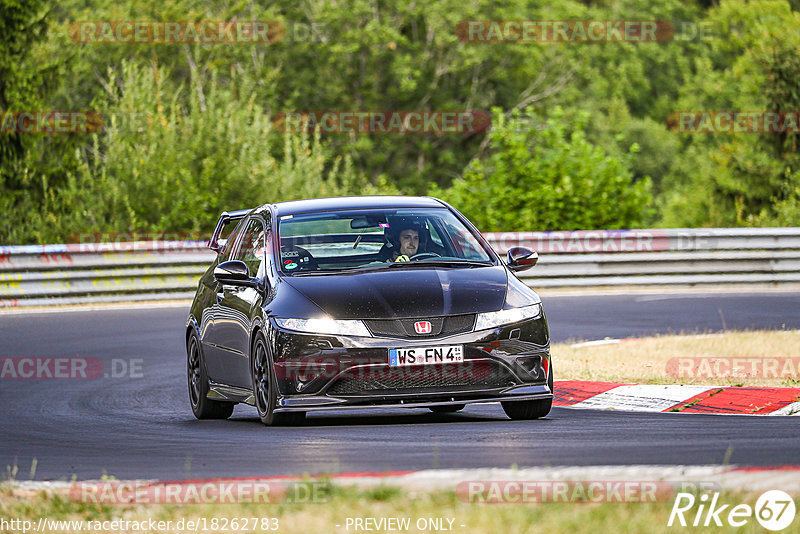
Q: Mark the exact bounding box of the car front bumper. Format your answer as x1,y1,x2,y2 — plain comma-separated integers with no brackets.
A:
269,315,552,412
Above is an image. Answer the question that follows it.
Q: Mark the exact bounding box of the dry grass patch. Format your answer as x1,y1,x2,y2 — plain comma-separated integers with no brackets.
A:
552,330,800,387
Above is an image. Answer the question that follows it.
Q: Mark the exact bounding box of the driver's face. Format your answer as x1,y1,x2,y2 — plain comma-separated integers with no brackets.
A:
398,229,419,257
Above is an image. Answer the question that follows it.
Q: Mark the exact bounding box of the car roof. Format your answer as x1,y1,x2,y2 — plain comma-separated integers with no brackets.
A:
265,196,446,217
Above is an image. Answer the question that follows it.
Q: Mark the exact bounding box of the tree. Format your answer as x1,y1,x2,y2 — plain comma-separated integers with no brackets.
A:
59,61,394,237
433,107,652,231
0,0,85,243
0,0,48,162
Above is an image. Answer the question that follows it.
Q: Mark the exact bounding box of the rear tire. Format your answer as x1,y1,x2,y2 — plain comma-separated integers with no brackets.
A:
252,333,305,426
429,404,465,413
501,363,553,420
187,331,234,420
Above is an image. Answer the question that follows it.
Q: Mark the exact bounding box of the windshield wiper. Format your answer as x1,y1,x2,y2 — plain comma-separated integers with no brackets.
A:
288,260,492,275
384,259,492,268
288,269,348,276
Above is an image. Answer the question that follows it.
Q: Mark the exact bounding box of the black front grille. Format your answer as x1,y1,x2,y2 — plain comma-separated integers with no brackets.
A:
364,314,475,338
326,360,516,396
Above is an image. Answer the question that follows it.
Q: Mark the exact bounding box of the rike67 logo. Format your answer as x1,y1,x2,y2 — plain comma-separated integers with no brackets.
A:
668,490,796,531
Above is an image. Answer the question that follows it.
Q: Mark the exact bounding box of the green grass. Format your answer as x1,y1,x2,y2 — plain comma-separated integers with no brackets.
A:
2,483,798,533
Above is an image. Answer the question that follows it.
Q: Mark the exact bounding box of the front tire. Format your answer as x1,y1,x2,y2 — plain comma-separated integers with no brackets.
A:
501,363,553,420
252,333,305,426
187,331,234,420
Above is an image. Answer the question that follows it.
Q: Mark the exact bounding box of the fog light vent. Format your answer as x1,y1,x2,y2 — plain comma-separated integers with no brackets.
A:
515,356,541,378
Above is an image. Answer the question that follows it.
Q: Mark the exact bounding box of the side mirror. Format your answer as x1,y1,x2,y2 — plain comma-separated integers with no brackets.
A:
507,247,538,272
214,260,259,288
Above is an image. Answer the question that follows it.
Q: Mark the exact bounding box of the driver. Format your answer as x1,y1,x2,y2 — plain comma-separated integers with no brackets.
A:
385,219,427,262
394,227,419,262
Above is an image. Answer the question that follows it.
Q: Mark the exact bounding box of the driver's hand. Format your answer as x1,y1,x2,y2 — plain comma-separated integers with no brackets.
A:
395,255,410,262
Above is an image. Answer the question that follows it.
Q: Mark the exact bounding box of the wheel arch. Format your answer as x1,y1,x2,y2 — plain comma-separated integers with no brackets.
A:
249,315,268,360
185,315,201,347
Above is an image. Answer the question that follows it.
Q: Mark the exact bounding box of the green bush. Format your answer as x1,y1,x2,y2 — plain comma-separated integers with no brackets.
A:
56,61,394,238
433,108,653,232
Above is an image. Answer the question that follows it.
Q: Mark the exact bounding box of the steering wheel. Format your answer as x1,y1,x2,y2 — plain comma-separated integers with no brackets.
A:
409,252,441,261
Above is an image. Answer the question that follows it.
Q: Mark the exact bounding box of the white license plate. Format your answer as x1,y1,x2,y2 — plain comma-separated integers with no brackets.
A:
388,345,464,367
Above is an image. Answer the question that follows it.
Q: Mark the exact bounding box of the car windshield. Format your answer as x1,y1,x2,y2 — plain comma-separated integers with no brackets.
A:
277,207,494,274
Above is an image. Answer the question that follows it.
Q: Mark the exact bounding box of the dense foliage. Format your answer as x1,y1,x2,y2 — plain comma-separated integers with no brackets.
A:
1,0,798,243
433,108,652,231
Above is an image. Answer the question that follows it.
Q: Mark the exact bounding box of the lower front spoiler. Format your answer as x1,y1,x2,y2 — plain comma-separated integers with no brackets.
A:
273,384,553,413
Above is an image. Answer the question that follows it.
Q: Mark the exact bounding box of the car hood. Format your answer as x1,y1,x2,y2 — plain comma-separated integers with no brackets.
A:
283,266,508,319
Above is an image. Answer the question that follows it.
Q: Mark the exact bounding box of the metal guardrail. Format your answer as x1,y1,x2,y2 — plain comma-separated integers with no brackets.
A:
483,228,800,287
1,228,799,307
0,242,213,307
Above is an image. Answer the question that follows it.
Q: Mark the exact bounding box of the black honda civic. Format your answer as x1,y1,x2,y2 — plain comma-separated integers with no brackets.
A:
186,196,552,425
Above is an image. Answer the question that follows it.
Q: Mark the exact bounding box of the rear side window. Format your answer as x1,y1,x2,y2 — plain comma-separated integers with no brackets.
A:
219,217,246,262
231,218,266,278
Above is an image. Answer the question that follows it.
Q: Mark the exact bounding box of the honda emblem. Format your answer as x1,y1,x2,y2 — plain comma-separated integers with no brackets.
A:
414,321,432,334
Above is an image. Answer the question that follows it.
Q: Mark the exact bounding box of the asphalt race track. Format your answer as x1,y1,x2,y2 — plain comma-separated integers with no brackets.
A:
1,291,799,481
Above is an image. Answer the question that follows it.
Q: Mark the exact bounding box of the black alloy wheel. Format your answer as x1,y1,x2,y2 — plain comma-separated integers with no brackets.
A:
252,333,305,426
187,331,234,419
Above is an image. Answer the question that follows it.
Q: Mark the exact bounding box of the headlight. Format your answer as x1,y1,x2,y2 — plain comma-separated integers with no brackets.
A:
474,303,541,331
275,317,372,337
